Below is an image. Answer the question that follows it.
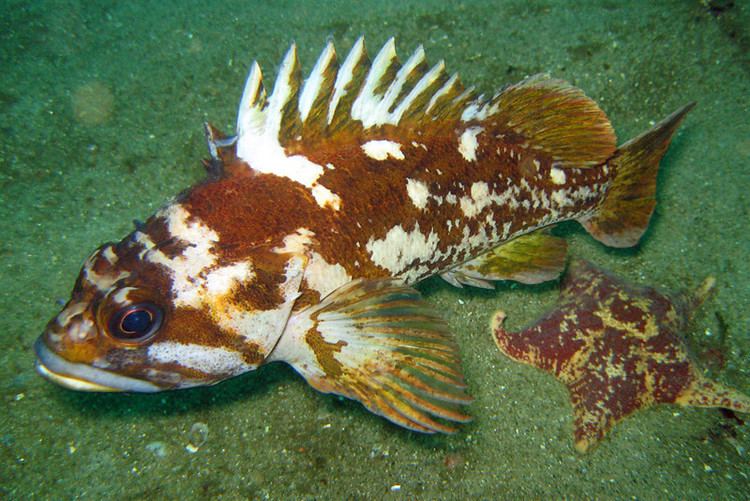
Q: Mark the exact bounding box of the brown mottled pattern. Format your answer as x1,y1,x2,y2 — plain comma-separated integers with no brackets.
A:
231,265,286,312
138,216,190,259
304,325,346,378
179,122,611,290
181,172,323,254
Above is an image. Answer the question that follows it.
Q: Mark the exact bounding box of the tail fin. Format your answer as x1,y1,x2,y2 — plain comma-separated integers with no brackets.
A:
579,103,695,247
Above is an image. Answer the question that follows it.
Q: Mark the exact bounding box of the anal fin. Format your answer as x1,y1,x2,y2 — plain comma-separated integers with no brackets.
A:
268,279,472,433
442,230,568,289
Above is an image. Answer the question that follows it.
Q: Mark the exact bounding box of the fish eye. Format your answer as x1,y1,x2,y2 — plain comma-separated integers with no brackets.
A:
108,303,163,342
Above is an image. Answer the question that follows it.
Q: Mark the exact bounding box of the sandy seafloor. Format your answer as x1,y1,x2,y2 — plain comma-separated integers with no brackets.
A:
2,0,749,499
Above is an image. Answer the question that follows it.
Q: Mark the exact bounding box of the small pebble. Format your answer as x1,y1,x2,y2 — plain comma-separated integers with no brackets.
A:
185,422,209,453
146,441,168,458
443,452,465,470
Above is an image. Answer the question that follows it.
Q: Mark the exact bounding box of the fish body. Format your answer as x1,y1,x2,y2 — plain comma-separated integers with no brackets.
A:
34,38,692,432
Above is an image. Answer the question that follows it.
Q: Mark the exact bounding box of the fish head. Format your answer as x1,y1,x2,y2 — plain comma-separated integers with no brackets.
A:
35,206,309,393
35,241,175,392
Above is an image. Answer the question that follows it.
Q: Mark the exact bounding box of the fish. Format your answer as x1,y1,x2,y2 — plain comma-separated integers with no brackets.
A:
34,37,693,433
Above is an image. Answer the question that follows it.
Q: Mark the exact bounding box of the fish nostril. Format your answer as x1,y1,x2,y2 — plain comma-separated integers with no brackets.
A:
69,318,96,342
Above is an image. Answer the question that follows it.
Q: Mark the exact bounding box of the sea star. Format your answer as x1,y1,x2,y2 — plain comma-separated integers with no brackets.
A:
491,259,750,453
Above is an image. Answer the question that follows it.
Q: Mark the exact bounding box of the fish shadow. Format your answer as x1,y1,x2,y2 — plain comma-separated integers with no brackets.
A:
48,362,300,419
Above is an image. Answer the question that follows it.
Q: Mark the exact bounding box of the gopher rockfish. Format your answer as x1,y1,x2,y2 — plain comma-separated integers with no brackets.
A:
34,37,692,433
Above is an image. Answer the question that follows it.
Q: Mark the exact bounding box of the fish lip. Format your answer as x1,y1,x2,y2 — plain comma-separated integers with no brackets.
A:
33,337,161,393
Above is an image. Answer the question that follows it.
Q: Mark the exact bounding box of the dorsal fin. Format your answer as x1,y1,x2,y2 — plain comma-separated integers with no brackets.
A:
327,37,369,133
234,37,473,183
462,74,617,168
299,40,337,137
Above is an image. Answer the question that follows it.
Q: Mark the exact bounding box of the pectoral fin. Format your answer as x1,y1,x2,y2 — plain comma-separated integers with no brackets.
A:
268,279,472,433
441,230,568,289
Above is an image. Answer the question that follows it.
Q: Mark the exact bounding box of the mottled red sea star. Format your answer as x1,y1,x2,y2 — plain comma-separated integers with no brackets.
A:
492,259,750,453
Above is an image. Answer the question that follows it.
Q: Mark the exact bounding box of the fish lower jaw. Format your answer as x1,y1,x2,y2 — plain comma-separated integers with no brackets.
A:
33,337,161,393
35,360,123,392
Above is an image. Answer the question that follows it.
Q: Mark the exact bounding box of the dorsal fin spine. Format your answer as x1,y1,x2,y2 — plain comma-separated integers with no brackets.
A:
299,41,336,123
236,61,266,136
376,45,425,121
451,87,476,119
351,37,397,125
394,60,446,123
266,44,299,139
327,36,366,125
425,72,460,116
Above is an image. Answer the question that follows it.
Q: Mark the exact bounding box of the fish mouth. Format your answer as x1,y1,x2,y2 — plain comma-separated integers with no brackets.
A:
34,337,161,392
